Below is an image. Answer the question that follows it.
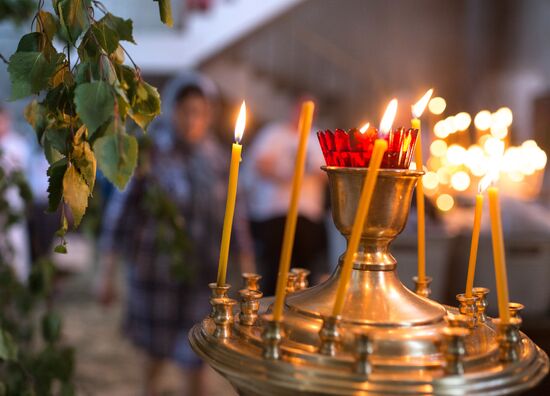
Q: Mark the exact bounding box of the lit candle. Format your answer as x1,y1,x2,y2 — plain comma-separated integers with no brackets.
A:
487,180,511,323
272,101,315,322
411,89,433,283
217,101,247,286
464,176,490,297
331,99,395,317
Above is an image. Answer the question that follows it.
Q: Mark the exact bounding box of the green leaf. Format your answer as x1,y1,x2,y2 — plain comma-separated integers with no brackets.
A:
90,21,119,54
94,132,138,190
7,51,62,100
24,100,48,141
41,312,62,343
63,164,90,227
37,10,58,41
100,13,135,43
0,330,18,361
43,139,64,165
55,0,91,43
45,129,70,155
129,80,161,130
47,158,68,212
54,244,67,254
155,0,173,27
74,81,115,133
72,126,97,190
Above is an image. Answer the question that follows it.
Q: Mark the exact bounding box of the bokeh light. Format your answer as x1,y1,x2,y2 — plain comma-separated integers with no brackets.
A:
430,139,448,157
450,171,471,191
474,110,492,130
454,112,472,131
434,120,449,138
495,107,513,127
428,97,446,115
446,144,466,165
436,194,454,211
422,171,439,190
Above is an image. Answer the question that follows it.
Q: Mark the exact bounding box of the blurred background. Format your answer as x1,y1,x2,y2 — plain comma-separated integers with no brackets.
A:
1,0,550,395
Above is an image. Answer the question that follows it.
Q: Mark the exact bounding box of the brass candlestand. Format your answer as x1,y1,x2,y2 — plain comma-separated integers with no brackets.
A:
190,167,548,395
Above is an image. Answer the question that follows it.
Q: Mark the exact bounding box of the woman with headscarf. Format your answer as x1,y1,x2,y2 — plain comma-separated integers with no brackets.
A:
97,72,254,396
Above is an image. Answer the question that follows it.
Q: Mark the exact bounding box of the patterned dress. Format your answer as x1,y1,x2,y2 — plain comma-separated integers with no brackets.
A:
102,135,249,367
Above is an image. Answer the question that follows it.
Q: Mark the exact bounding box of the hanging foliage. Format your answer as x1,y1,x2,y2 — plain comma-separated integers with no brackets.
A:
6,0,173,250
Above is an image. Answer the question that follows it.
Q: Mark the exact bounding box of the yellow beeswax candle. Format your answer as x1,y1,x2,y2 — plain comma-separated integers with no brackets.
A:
465,192,484,297
272,101,315,322
331,98,396,317
487,185,511,323
217,101,247,286
332,138,388,316
411,89,433,283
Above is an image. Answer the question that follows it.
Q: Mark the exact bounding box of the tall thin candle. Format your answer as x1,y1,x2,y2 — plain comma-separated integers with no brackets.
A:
217,101,247,286
488,183,511,323
331,99,396,317
411,89,433,283
465,176,490,297
272,101,315,322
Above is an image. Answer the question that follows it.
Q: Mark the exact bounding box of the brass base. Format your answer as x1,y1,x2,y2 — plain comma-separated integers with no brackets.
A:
190,168,548,394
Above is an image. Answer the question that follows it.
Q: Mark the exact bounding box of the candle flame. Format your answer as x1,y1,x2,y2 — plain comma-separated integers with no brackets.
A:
234,101,246,143
379,99,398,136
359,122,370,134
478,174,493,193
412,89,434,119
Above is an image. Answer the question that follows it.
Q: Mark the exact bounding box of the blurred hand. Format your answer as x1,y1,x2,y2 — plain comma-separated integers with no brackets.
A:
94,254,118,307
95,274,117,307
256,154,279,180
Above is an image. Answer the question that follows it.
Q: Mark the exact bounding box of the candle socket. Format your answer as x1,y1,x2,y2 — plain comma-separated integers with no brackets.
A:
318,315,342,356
354,332,374,376
494,317,522,363
286,272,298,294
238,289,263,326
209,283,231,317
456,293,478,329
242,272,262,291
446,313,470,329
211,297,236,340
472,287,490,324
441,327,470,375
509,302,525,320
413,276,432,298
261,314,284,360
291,268,311,291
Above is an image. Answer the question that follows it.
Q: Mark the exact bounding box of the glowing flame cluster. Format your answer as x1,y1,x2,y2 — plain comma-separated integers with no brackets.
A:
422,103,547,212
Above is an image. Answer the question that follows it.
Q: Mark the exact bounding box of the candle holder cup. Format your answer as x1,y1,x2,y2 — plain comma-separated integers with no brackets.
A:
239,289,263,326
291,268,311,291
261,314,284,360
508,302,525,320
441,327,470,375
456,293,478,329
472,287,490,324
212,297,236,340
242,273,262,291
413,275,432,298
494,317,523,363
286,272,298,294
354,331,374,376
209,282,231,316
318,315,342,356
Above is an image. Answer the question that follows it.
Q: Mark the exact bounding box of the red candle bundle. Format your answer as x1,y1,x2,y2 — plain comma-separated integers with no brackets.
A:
317,127,418,169
317,126,418,169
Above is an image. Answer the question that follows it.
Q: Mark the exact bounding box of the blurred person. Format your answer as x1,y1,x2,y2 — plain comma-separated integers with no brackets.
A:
242,102,328,295
96,73,254,396
0,105,31,281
